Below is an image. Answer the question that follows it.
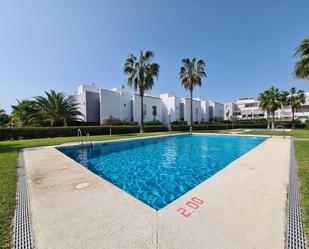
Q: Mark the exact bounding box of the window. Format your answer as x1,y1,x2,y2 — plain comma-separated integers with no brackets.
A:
195,108,198,115
143,104,147,117
152,106,157,120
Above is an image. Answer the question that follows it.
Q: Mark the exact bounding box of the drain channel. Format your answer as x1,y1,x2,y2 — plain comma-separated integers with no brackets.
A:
285,141,307,249
12,152,34,249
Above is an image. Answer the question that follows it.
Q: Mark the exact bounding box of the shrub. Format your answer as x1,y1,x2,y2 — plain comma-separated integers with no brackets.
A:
0,125,169,141
68,121,100,126
144,120,163,126
101,116,121,125
213,116,224,122
171,123,268,131
119,121,138,126
171,120,188,125
171,125,191,131
143,125,168,132
0,126,135,140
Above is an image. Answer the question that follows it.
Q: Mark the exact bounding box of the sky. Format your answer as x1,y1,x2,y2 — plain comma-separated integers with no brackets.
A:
0,0,308,113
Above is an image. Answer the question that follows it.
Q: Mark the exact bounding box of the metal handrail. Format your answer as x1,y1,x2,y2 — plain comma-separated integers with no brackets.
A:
269,125,285,138
77,128,83,146
85,133,92,146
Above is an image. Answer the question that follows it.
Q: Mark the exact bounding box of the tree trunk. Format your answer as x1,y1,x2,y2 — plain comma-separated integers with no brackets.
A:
267,112,270,129
190,88,193,131
140,93,144,133
292,107,295,128
271,112,275,129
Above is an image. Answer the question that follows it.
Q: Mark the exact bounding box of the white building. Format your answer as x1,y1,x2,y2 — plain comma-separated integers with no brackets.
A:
276,92,309,121
75,84,101,123
132,94,162,123
180,97,205,123
100,87,133,122
224,94,309,121
75,84,225,125
160,92,181,124
208,100,225,121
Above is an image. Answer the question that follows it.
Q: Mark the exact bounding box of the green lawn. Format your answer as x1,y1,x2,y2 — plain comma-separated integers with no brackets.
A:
243,128,309,138
0,131,179,249
294,140,309,237
1,129,309,248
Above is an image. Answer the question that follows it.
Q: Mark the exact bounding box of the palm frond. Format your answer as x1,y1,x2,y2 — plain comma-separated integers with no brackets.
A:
294,36,309,79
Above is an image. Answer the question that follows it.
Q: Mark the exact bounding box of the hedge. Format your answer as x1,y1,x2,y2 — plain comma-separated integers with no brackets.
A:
171,122,307,131
0,125,168,141
144,125,168,132
171,123,268,131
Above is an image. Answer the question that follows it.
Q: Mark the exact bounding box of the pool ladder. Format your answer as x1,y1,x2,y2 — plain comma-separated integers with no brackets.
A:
269,125,286,138
77,129,93,147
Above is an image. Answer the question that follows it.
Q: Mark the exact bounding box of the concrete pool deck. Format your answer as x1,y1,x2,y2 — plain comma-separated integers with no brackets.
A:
22,134,291,249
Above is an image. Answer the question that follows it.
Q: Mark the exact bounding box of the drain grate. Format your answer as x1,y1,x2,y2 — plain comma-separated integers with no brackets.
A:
12,152,34,249
286,142,307,249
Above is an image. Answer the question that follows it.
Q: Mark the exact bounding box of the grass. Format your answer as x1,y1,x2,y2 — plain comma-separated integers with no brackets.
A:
243,128,309,138
0,131,179,249
294,140,309,238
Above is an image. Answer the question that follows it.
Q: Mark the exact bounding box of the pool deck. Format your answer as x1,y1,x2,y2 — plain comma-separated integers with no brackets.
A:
22,134,290,249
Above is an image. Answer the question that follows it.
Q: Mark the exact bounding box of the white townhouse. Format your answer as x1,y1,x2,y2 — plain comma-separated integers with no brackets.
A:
208,100,225,121
75,84,225,125
180,97,204,123
132,94,162,123
75,84,101,123
160,92,182,124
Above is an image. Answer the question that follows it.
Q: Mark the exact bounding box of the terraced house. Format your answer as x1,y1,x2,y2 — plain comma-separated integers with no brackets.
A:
75,84,225,124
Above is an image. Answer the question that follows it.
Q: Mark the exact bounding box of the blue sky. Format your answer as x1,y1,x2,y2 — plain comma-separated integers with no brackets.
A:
0,0,308,113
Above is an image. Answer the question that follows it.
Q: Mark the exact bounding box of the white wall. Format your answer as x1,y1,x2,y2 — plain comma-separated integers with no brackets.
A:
75,92,86,122
100,89,120,122
201,100,209,121
78,84,101,94
119,90,133,121
160,93,181,124
133,94,162,124
213,102,224,119
181,98,203,124
209,101,224,120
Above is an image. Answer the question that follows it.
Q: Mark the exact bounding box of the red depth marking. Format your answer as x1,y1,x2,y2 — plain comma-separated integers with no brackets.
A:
176,197,204,218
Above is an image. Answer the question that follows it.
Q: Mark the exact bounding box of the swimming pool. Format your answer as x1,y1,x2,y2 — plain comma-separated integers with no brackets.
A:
58,134,267,210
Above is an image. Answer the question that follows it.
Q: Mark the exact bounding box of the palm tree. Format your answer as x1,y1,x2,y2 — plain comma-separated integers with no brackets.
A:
33,90,83,126
124,51,160,133
284,87,305,122
294,36,309,80
258,91,271,129
258,87,284,129
11,100,37,126
179,58,206,130
0,108,9,126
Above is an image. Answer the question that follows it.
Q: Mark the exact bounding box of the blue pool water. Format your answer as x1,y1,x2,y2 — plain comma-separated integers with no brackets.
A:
58,134,267,210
